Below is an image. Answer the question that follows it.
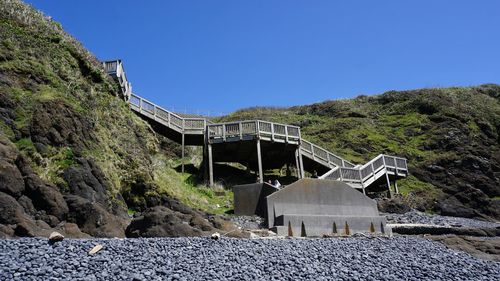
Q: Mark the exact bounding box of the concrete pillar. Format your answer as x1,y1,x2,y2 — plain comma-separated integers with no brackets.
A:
256,139,263,183
208,143,214,186
181,132,185,173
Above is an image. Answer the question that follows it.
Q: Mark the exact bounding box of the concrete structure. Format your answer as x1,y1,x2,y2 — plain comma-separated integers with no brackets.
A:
267,179,389,237
102,60,408,196
233,183,279,217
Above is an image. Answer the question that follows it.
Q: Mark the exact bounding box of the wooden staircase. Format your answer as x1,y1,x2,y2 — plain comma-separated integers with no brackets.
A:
102,60,408,193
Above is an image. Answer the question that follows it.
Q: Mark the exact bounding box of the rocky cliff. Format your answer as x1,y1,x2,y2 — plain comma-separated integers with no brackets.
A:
0,0,236,238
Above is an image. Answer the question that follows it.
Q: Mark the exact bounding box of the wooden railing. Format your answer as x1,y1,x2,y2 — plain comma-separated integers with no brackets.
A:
129,94,206,133
319,154,408,187
300,139,355,168
103,60,132,100
207,120,301,144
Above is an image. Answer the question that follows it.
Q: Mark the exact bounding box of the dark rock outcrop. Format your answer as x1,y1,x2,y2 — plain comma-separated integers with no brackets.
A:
126,197,239,238
429,235,500,262
24,174,69,221
377,198,411,214
64,195,128,238
30,100,95,153
63,157,109,205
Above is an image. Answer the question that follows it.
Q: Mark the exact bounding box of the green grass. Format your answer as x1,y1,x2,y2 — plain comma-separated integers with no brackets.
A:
397,175,438,196
153,155,233,214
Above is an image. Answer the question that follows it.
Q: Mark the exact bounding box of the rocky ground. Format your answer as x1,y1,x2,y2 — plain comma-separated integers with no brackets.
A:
385,210,500,229
0,237,498,281
228,215,266,230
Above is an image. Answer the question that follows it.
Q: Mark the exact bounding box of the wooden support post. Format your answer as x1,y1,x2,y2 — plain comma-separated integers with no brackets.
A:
298,149,304,179
385,172,393,199
208,143,214,186
256,139,264,183
394,179,399,194
181,132,185,173
359,169,366,195
295,148,301,179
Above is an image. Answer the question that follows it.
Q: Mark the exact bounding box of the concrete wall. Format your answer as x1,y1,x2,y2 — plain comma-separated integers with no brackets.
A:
233,183,279,217
267,179,387,236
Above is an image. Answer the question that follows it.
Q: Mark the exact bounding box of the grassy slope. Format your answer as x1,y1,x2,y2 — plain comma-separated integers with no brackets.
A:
0,0,231,215
218,86,500,211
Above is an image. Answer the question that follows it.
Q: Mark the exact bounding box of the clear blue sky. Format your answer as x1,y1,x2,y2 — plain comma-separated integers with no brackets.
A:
25,0,500,115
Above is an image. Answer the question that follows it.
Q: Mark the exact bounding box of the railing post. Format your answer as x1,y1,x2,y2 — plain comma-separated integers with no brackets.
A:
256,121,260,139
270,123,275,141
239,122,243,140
395,158,399,176
339,168,343,181
139,98,143,113
285,126,289,143
371,162,375,178
222,124,226,141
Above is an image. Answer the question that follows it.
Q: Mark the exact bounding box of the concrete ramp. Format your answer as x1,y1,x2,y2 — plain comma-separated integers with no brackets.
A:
267,179,389,237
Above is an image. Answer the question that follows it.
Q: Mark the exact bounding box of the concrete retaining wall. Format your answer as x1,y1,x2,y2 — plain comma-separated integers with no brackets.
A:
267,179,388,236
233,183,279,217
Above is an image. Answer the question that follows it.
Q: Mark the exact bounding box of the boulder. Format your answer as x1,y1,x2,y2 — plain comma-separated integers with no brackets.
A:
55,222,91,238
0,160,24,197
377,198,411,214
0,135,18,162
48,231,64,242
63,157,108,205
24,174,68,220
126,206,204,238
0,192,24,225
64,195,128,238
17,195,36,216
15,219,53,237
0,224,15,238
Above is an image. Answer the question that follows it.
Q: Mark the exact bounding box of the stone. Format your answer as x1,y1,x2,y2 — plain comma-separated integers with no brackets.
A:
48,231,64,242
211,232,221,240
88,244,103,255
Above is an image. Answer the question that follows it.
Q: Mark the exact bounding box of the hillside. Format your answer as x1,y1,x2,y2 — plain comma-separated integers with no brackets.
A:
0,0,233,238
219,86,500,220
